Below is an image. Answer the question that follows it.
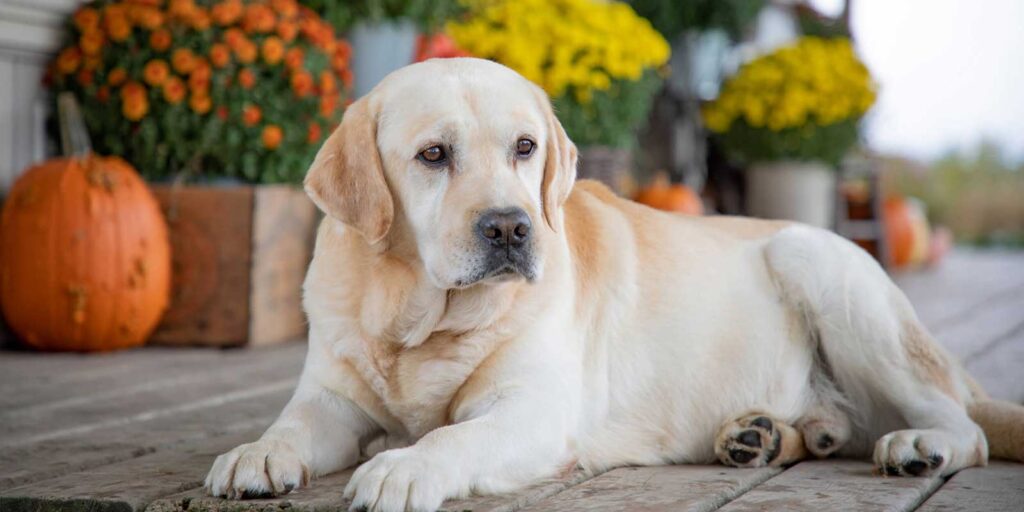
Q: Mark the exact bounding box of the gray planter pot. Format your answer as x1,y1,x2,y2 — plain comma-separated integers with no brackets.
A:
746,161,836,228
350,19,418,98
577,146,632,194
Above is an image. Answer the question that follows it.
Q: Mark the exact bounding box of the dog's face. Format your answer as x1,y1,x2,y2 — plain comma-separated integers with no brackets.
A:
305,58,577,289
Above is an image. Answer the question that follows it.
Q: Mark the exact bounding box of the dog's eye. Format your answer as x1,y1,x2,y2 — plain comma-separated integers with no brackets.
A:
516,138,535,158
418,145,447,165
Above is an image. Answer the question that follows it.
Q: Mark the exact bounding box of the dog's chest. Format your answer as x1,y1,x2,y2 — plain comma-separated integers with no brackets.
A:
359,330,501,438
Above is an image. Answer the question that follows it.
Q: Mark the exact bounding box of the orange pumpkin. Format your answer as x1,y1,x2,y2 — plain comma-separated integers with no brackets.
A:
883,196,930,269
634,174,704,215
0,155,171,351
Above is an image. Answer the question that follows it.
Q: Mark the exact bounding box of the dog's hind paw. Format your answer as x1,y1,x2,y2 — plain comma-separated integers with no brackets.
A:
715,413,807,468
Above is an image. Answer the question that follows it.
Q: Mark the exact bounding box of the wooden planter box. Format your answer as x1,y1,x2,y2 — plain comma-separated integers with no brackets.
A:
150,184,318,347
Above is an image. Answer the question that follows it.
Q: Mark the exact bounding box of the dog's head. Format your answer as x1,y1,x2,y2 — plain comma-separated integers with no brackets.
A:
305,58,577,289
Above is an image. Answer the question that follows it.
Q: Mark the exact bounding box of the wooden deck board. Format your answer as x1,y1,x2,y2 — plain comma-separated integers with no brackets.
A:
716,460,943,512
916,462,1024,512
519,466,781,512
0,344,302,490
1,248,1021,511
0,430,262,512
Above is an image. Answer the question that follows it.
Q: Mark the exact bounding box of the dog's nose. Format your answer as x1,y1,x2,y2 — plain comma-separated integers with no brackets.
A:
476,208,532,248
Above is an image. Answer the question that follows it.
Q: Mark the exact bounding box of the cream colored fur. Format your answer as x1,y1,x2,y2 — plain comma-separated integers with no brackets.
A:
205,59,1021,512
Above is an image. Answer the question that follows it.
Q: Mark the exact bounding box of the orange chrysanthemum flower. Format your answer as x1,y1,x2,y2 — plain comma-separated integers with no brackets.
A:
290,71,313,97
79,31,104,56
242,4,276,34
235,40,257,64
223,27,246,49
172,48,196,74
73,7,101,32
56,47,82,75
261,37,284,65
143,59,170,86
307,122,321,144
188,7,211,30
319,71,336,94
262,125,283,149
284,47,303,71
97,85,110,103
210,43,231,68
189,92,212,114
242,104,262,126
237,68,256,89
319,94,337,118
104,14,132,42
189,63,211,92
107,67,127,86
168,0,195,20
136,8,164,30
149,29,172,51
121,82,149,120
163,76,186,104
211,0,243,26
331,43,352,72
276,21,297,42
271,0,298,19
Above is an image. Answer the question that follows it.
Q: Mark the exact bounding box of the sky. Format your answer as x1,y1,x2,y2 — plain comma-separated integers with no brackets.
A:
811,0,1024,162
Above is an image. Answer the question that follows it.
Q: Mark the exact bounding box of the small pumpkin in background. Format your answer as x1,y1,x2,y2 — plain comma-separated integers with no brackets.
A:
883,196,930,269
0,95,171,351
634,173,704,215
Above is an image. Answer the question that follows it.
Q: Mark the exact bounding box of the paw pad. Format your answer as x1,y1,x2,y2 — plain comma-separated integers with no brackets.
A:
717,414,782,468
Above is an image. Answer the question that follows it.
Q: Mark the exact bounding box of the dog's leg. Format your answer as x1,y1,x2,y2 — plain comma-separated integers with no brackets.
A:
343,332,577,512
764,226,986,477
797,401,852,459
796,362,853,459
205,380,377,499
716,412,808,468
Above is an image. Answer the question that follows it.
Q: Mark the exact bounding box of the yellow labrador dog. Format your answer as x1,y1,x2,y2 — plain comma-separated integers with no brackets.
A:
206,58,1023,511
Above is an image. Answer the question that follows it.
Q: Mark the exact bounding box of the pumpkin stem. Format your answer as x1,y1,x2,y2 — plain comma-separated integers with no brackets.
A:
57,92,93,159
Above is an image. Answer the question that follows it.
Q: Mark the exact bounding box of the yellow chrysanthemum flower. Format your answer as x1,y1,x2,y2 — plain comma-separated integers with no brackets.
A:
702,36,876,133
449,0,669,103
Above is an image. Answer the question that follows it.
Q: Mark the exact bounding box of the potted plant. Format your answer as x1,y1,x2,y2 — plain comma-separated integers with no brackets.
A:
447,0,670,193
304,0,464,97
48,0,353,347
701,36,876,228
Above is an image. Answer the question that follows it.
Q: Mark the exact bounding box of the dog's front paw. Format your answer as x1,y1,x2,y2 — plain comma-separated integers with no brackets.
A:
344,448,460,512
205,439,310,499
873,429,950,477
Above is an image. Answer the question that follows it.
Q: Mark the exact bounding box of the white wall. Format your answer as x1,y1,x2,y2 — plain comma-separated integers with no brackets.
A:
0,0,80,195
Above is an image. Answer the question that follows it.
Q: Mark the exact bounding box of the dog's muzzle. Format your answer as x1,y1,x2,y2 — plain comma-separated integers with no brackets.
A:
465,207,537,284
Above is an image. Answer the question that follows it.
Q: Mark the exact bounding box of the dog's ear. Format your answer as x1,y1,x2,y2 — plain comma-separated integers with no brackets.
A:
534,87,578,232
304,96,393,245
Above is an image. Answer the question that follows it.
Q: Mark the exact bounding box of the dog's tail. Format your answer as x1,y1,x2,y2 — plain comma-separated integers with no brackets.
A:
968,398,1024,462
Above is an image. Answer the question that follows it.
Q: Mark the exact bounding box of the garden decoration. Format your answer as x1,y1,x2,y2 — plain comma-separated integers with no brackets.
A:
448,0,670,192
303,0,465,97
49,0,352,184
634,173,703,215
702,36,876,227
48,0,339,347
883,196,931,269
0,95,171,352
